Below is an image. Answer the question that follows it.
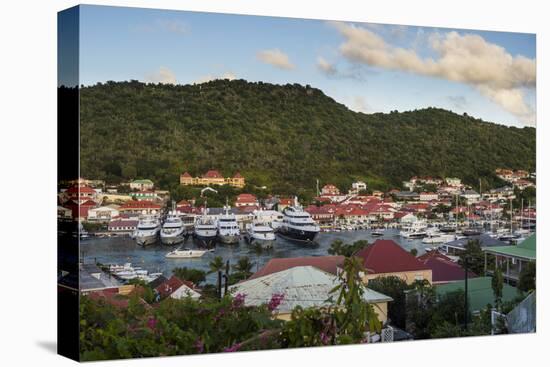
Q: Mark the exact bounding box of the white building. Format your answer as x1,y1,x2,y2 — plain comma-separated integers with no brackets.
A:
445,177,462,187
460,190,481,204
419,192,439,201
350,181,367,194
87,205,120,222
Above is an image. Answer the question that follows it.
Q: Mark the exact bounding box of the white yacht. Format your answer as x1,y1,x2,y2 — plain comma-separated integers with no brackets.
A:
245,221,276,249
135,213,161,246
160,211,186,245
251,209,284,230
422,232,455,244
194,208,218,245
399,222,428,239
165,247,213,259
278,198,320,243
217,205,240,244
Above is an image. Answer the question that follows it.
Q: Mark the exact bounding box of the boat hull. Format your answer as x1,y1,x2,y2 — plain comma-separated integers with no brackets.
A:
278,227,318,243
136,233,158,246
160,234,185,245
218,234,240,244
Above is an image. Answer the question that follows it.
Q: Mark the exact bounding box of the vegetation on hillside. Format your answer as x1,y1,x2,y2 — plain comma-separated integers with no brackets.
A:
78,80,535,196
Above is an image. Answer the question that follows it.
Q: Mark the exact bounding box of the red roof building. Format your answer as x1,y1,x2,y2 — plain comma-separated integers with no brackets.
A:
235,193,258,207
353,240,433,284
155,276,200,300
202,170,223,178
417,251,476,284
249,256,345,280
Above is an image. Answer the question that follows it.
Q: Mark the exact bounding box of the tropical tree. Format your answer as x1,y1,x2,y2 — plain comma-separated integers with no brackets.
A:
173,267,207,285
491,266,504,310
208,256,225,274
518,261,536,292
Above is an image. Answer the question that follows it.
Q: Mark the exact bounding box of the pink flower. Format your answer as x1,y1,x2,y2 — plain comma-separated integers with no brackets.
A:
223,342,242,352
232,293,246,309
268,293,285,312
194,338,204,353
146,317,157,330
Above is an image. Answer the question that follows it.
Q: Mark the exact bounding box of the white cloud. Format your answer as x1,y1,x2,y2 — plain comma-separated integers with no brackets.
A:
145,66,177,84
157,19,189,35
349,95,370,113
257,49,295,70
317,56,337,75
193,72,237,84
330,22,536,125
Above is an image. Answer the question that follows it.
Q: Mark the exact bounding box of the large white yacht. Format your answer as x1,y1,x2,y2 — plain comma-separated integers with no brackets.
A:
251,209,284,230
135,213,161,246
160,211,186,245
217,205,240,244
278,198,320,243
194,207,218,245
165,247,213,259
245,221,276,249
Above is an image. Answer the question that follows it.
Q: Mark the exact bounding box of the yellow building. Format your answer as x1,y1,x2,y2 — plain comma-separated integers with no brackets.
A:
179,170,245,188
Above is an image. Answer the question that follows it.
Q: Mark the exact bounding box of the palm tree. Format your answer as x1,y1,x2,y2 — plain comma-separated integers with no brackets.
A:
232,256,254,277
208,256,225,274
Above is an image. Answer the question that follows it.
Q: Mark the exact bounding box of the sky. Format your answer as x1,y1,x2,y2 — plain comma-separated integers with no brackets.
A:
76,5,536,127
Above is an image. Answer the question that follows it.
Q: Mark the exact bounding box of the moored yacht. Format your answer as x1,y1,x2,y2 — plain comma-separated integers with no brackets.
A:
135,214,161,246
399,222,428,239
160,211,186,245
194,208,218,246
245,221,276,249
278,198,320,243
165,247,213,259
217,205,240,244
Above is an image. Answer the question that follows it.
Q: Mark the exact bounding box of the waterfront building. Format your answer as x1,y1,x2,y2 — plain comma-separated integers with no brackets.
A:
179,170,245,188
87,205,120,222
129,179,154,191
118,200,162,215
353,239,433,285
63,184,98,204
108,219,138,233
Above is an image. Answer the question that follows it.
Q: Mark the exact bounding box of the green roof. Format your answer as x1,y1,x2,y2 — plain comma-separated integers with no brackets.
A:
484,234,536,260
435,276,520,312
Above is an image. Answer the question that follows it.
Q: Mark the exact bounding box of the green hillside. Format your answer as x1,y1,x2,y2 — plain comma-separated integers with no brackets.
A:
79,80,536,194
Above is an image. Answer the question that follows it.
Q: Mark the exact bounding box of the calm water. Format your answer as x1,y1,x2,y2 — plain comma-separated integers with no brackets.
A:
81,229,429,284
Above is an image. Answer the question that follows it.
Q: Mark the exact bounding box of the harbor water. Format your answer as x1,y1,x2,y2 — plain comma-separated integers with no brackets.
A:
81,229,432,284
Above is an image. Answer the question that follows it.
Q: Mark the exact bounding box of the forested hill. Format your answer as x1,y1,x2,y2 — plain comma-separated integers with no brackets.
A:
78,80,536,193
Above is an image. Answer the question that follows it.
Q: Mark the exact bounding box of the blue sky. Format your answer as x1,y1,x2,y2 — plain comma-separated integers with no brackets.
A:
77,5,536,127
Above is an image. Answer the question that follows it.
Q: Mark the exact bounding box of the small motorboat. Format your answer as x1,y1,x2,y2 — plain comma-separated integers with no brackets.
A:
165,247,213,259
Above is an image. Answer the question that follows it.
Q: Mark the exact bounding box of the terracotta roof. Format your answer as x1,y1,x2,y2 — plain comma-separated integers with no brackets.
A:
66,185,96,194
249,256,345,280
181,172,192,178
119,201,162,209
236,193,257,202
202,170,223,178
177,199,191,206
354,240,430,274
417,251,476,283
155,276,196,298
233,172,243,178
80,200,97,207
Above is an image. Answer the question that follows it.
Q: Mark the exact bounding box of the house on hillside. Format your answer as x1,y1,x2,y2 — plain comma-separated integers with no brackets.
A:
228,266,393,323
130,179,154,191
353,240,433,285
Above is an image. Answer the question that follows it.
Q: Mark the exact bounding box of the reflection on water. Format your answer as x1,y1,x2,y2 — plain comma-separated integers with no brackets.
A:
81,229,429,284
